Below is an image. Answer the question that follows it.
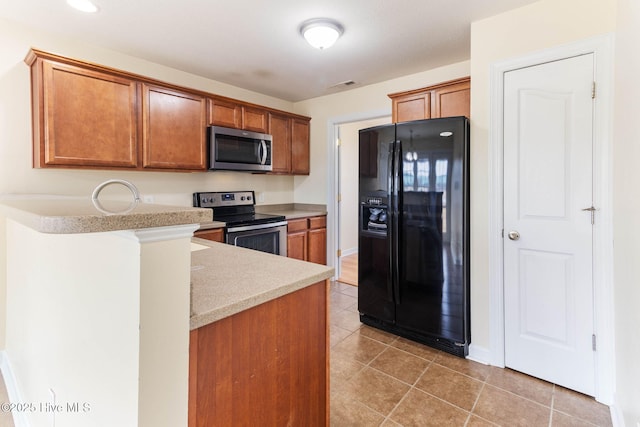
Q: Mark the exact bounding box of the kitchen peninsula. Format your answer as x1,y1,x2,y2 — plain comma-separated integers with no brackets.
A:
0,198,333,427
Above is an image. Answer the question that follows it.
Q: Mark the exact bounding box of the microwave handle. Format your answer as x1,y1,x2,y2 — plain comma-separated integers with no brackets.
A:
260,140,267,165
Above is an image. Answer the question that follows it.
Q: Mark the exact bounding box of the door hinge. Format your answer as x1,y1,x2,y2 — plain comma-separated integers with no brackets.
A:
592,81,596,99
337,249,342,257
592,334,597,351
336,138,342,147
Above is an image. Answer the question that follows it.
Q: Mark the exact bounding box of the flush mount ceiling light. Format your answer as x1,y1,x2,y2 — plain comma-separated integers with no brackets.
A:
67,0,99,13
300,18,344,50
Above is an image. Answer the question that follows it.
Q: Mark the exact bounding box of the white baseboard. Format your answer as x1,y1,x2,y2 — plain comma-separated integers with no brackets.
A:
467,344,491,365
341,248,358,257
0,351,29,427
608,395,626,427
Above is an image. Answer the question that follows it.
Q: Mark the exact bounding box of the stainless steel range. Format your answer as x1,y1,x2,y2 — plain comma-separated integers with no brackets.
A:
193,191,287,256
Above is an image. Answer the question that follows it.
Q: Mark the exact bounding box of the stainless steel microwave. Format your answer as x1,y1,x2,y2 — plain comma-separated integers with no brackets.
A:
208,126,273,172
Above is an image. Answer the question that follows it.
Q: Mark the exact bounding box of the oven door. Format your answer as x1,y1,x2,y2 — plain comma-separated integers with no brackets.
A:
225,221,288,256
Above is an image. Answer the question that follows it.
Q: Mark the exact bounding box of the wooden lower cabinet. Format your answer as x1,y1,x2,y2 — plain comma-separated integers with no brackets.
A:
287,215,327,264
193,228,224,243
189,281,329,427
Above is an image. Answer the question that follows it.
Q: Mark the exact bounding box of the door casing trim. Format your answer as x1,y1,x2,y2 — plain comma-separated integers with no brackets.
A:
488,33,615,404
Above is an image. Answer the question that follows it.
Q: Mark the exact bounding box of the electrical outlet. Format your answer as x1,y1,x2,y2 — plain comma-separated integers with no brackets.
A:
256,192,264,203
143,195,155,203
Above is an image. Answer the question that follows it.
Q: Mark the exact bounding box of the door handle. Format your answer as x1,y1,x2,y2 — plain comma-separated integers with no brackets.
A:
508,230,520,241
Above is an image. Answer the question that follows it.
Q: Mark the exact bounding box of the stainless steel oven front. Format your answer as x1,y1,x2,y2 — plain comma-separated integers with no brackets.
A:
225,221,288,257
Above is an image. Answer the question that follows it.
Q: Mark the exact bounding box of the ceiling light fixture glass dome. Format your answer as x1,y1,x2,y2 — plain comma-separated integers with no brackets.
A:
300,18,344,50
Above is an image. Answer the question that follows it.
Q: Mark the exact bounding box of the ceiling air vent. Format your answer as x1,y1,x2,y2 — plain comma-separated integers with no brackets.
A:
328,80,356,89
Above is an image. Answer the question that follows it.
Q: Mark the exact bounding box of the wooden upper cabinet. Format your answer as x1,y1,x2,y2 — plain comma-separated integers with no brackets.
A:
432,79,470,119
389,77,470,123
209,98,268,133
31,58,139,168
291,118,310,175
142,84,207,170
241,106,268,133
209,98,242,128
268,112,292,174
393,92,431,123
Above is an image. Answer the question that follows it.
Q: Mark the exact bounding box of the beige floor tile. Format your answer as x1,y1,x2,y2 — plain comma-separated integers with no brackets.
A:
415,363,484,411
370,346,431,385
330,397,385,427
551,410,600,427
433,351,494,381
486,367,553,406
473,384,551,427
342,367,410,416
388,388,469,427
331,291,358,310
466,415,500,426
330,325,353,348
390,337,440,361
553,386,612,427
332,333,388,364
331,352,366,382
359,325,399,345
331,307,363,332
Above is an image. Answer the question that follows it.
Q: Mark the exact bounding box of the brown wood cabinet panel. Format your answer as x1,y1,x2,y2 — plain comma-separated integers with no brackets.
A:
208,98,241,128
268,112,292,174
308,227,327,265
287,216,326,264
291,118,310,175
394,92,430,123
388,77,470,123
287,231,307,261
242,106,268,133
189,282,328,427
194,228,224,243
142,84,207,170
432,80,470,119
34,59,139,168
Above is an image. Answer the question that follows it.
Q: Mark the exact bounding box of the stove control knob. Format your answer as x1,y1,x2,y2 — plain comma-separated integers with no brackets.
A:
241,196,246,201
247,195,252,201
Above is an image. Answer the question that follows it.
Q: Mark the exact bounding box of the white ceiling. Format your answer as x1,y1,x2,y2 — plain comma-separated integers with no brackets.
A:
0,0,539,102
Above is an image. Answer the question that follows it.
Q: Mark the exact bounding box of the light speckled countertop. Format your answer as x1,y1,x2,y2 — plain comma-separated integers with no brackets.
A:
190,237,334,330
0,197,212,233
255,203,327,220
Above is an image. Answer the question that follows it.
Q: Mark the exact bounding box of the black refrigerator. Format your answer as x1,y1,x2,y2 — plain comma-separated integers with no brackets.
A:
358,116,470,357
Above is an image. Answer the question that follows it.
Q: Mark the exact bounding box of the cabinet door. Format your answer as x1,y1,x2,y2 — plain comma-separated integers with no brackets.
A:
142,84,207,170
307,227,327,265
393,92,430,123
242,106,268,133
36,60,138,168
209,98,242,128
431,79,470,119
194,228,224,243
291,118,310,175
287,231,307,261
268,113,292,174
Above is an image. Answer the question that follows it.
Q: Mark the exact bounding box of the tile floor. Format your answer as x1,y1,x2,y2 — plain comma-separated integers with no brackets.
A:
329,280,613,427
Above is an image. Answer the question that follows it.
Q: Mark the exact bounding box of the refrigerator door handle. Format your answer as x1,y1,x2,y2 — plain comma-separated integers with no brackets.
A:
387,142,396,302
392,140,401,303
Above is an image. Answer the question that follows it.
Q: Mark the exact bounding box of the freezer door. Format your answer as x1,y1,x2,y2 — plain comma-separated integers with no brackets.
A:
358,124,395,323
394,117,470,344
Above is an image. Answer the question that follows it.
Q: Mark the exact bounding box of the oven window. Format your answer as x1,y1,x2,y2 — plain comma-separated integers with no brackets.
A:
229,229,281,255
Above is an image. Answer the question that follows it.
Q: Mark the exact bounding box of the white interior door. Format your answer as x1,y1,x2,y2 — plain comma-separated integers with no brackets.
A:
503,54,595,396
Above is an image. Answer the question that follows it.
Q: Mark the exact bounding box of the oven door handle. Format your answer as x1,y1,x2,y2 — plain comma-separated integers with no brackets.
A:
226,220,288,233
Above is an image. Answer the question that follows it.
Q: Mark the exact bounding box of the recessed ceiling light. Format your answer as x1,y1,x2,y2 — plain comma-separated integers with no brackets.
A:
300,18,344,50
67,0,99,13
440,131,453,137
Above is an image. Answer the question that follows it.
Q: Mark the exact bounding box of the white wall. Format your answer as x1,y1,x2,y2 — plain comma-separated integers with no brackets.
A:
612,0,640,424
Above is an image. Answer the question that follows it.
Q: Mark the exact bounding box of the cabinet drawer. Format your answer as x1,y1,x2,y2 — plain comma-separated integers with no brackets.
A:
287,218,308,233
308,216,326,229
